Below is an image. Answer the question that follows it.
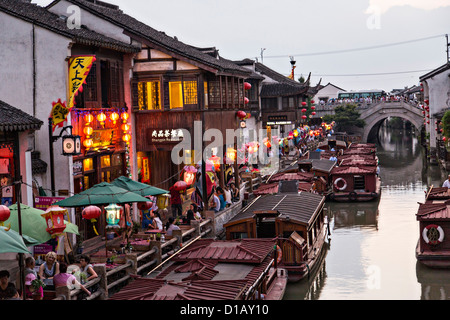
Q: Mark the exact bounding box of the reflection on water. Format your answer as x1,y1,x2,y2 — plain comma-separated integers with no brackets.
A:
284,124,449,300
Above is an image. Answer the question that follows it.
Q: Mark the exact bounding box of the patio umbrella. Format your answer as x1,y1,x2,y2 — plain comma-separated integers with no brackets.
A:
0,226,31,254
54,182,150,207
111,176,168,197
5,203,79,246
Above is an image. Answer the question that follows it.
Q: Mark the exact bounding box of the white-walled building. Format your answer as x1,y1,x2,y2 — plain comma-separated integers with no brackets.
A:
313,82,346,103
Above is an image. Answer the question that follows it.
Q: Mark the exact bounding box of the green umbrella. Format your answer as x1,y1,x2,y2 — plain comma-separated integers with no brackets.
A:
0,226,31,254
54,181,150,208
111,176,168,197
5,203,79,246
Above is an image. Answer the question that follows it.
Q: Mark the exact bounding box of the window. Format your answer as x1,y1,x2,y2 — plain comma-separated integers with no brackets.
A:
169,81,183,109
137,81,161,110
83,158,93,171
183,81,198,105
354,175,365,190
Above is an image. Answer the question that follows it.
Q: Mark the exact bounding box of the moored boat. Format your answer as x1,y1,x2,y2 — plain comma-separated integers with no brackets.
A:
416,186,450,268
224,192,329,282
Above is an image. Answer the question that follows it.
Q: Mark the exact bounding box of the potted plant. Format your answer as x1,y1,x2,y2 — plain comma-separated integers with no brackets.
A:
155,232,161,241
76,231,85,254
31,279,46,300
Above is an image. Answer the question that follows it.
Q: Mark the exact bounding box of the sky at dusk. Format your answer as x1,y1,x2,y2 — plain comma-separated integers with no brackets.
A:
33,0,450,92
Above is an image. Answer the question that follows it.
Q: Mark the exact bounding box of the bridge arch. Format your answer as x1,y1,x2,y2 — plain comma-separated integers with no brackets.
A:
359,101,424,142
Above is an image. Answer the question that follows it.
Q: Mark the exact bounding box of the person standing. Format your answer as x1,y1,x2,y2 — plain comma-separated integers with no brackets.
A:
169,185,183,218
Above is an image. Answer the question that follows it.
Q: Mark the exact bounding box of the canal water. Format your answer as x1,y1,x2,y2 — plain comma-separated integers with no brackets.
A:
284,124,450,300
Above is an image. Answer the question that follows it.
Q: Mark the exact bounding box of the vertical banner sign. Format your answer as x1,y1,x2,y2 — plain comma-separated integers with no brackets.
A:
142,157,150,183
50,99,70,131
68,55,96,110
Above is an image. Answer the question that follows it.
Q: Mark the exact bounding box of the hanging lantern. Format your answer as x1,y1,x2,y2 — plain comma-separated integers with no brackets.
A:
97,112,107,126
41,205,67,236
122,133,131,143
84,113,94,124
244,82,252,90
83,138,93,149
105,204,122,228
209,155,221,171
226,147,236,163
236,110,247,119
301,101,307,106
0,205,10,227
424,99,429,105
183,171,195,185
301,115,307,120
137,201,152,211
121,112,129,122
312,111,316,116
82,205,101,235
311,105,316,110
173,180,188,192
83,126,93,137
244,97,249,104
110,112,120,125
310,100,315,104
301,108,307,113
444,137,447,141
121,123,130,132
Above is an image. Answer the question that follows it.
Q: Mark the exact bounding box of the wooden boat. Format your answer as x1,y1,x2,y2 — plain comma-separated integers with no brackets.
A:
415,186,450,268
224,192,329,282
108,238,288,300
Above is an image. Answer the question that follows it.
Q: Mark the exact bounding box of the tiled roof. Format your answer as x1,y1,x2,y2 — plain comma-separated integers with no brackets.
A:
338,154,375,161
0,100,43,132
229,192,324,225
51,0,251,76
268,171,314,182
298,159,336,173
349,143,376,149
339,159,378,167
253,181,313,195
0,0,139,53
426,187,450,201
416,202,450,221
174,239,274,264
342,148,376,155
331,166,377,175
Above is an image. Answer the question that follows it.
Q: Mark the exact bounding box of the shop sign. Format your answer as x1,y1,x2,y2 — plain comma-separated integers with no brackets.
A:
148,128,185,143
68,55,96,109
267,115,291,125
34,196,66,211
73,160,83,176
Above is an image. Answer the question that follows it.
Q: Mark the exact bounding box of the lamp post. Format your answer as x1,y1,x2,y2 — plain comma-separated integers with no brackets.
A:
48,117,81,196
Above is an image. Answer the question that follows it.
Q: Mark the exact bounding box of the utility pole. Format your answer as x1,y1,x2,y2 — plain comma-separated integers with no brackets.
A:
260,48,266,64
446,34,449,63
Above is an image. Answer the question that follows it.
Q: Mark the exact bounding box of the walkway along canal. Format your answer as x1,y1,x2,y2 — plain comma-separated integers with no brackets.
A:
284,124,450,300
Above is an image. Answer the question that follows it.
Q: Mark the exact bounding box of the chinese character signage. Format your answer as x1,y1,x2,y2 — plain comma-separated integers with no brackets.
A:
34,196,66,211
147,128,185,143
68,55,96,110
50,99,71,131
142,157,150,183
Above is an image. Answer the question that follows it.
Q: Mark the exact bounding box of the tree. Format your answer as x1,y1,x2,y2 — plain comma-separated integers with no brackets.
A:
322,104,365,132
441,110,450,139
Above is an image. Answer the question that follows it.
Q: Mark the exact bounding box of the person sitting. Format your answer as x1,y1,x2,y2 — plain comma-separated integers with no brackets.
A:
24,273,43,300
223,186,232,207
151,210,163,230
442,174,450,188
182,210,195,225
212,192,221,213
230,183,239,202
165,217,181,237
0,270,16,300
38,251,59,289
79,255,98,284
54,262,91,297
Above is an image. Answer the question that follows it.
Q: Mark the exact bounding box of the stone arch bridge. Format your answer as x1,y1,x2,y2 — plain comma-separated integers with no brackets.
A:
357,101,424,142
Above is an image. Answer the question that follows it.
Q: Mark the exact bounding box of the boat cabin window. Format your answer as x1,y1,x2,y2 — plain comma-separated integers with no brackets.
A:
354,175,365,190
230,232,248,240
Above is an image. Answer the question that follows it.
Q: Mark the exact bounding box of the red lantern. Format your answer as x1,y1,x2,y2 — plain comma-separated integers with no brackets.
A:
244,97,249,104
301,108,307,113
312,111,316,116
424,99,429,105
137,201,152,211
444,137,447,141
310,100,315,104
0,205,10,226
174,180,187,191
41,206,67,236
427,120,430,124
82,205,101,236
420,88,424,92
311,106,316,110
183,171,195,185
244,82,252,90
301,102,307,106
236,110,247,119
301,115,307,119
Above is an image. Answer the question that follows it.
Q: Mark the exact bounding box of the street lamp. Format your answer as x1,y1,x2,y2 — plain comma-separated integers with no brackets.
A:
48,117,81,196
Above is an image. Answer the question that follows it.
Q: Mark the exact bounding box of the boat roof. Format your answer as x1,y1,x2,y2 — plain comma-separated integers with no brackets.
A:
339,159,378,167
253,181,313,195
342,148,376,155
331,166,377,175
268,171,314,182
425,187,450,201
416,201,450,221
349,143,376,149
298,159,336,173
226,192,325,226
